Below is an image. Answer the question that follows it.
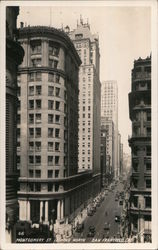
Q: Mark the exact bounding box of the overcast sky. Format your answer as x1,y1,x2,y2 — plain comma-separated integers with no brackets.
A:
17,4,151,154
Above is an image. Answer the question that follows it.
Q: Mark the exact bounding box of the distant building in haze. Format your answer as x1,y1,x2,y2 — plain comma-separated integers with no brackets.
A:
101,80,118,179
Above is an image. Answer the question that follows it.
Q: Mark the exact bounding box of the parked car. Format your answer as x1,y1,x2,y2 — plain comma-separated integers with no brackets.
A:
76,223,84,233
119,200,123,205
89,225,96,233
104,222,110,230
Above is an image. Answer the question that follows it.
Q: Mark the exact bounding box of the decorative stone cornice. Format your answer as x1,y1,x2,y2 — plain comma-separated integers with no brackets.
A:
19,26,81,66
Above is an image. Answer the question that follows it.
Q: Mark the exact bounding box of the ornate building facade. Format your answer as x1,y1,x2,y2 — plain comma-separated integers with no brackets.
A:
69,19,101,194
17,26,93,228
6,7,24,242
128,56,151,242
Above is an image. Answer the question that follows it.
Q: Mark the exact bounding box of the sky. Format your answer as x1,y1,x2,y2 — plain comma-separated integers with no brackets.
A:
17,4,151,154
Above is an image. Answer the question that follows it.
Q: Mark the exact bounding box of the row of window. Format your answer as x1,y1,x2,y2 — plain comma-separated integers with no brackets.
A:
28,169,60,178
82,113,91,118
27,155,60,165
26,85,61,97
30,41,59,57
23,113,61,124
27,183,60,192
132,196,151,209
132,146,151,156
132,179,151,189
133,162,151,172
17,128,61,138
28,100,61,110
18,141,61,152
27,72,61,83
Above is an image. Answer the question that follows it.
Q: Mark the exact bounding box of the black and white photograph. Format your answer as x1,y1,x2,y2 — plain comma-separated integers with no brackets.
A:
0,0,158,249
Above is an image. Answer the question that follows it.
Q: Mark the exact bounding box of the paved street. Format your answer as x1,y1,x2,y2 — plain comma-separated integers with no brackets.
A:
72,181,124,243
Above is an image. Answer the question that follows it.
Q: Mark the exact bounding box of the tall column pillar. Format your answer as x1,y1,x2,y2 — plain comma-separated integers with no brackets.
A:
27,200,30,220
61,199,64,219
45,201,48,222
40,201,43,222
57,200,61,220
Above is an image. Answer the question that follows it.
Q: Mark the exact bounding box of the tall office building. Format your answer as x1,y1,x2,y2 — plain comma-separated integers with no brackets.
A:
128,56,151,242
6,7,24,242
17,25,93,227
101,117,114,178
101,80,118,178
69,18,101,192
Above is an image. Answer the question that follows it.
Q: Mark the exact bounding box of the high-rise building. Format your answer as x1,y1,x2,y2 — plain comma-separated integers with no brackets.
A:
6,7,24,242
69,19,101,192
100,126,107,188
128,56,151,242
17,25,93,228
101,117,114,178
101,80,118,179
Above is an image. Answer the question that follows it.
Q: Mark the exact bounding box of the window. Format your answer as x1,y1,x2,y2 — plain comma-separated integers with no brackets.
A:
36,72,42,81
88,106,91,111
48,73,55,82
147,127,151,136
146,163,151,171
35,170,41,178
17,114,20,124
55,142,60,151
88,113,91,118
133,179,138,188
49,59,58,69
29,128,34,137
48,156,53,165
145,197,151,208
55,101,60,110
48,183,53,192
17,156,20,164
29,100,34,109
29,155,34,164
36,86,41,95
35,128,41,138
83,106,85,111
29,183,34,191
17,100,20,111
56,74,60,83
35,114,41,123
29,141,34,150
48,128,53,137
55,115,60,123
35,183,41,192
31,41,41,54
29,114,34,124
17,86,21,96
55,156,59,165
29,86,34,95
48,86,54,96
48,114,53,124
146,146,151,156
35,156,41,165
55,87,60,97
133,162,138,172
147,112,151,121
48,142,53,151
133,196,138,207
36,99,41,109
48,170,53,178
48,100,54,110
55,170,59,178
55,129,60,138
146,179,151,188
29,169,33,178
83,114,85,118
35,141,41,151
49,44,59,56
31,58,41,67
55,184,59,192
